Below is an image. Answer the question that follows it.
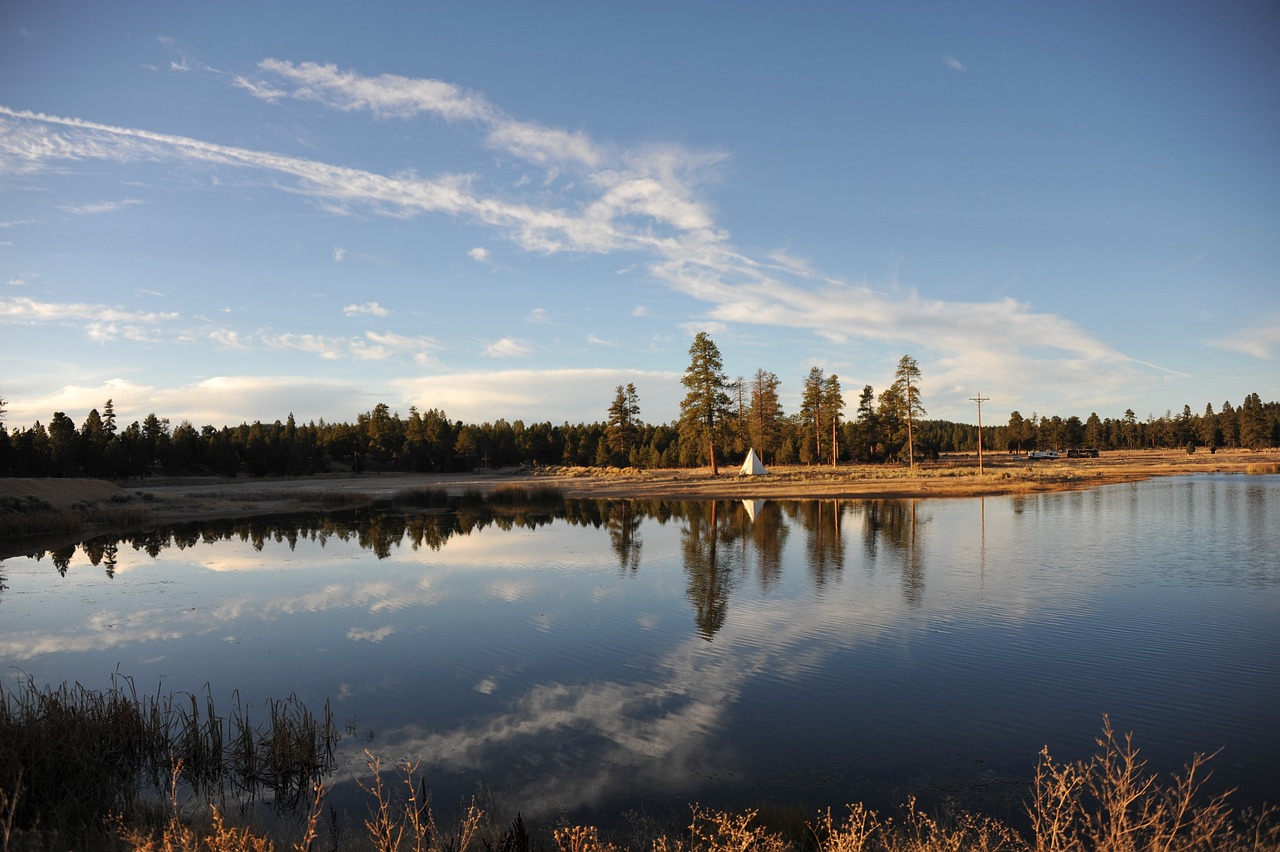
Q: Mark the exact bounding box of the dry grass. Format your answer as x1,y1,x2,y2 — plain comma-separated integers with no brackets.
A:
0,493,151,537
3,714,1276,852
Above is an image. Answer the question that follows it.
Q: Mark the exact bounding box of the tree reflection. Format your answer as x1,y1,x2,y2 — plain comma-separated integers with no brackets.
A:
605,501,642,573
51,544,76,577
739,500,789,592
682,501,743,639
859,499,927,605
22,498,931,613
785,500,846,587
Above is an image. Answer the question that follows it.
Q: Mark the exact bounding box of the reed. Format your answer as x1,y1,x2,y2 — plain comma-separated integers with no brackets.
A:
1245,462,1280,475
0,676,338,842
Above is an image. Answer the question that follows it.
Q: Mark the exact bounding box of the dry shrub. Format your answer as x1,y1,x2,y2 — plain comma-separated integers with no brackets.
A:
1028,716,1277,851
357,752,486,852
683,806,788,852
808,800,1023,852
119,762,325,852
811,805,878,852
555,824,618,852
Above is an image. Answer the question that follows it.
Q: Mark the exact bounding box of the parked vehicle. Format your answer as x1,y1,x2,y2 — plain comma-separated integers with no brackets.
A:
1027,450,1059,460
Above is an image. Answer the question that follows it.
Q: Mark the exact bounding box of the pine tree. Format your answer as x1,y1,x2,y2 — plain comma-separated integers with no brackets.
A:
748,369,783,464
1240,393,1269,450
894,355,925,467
823,373,844,467
103,398,117,437
801,366,825,464
1199,403,1219,449
679,332,733,474
606,383,641,466
854,384,878,462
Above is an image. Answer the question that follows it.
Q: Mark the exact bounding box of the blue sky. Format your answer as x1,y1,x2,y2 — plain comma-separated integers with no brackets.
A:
2,2,1277,432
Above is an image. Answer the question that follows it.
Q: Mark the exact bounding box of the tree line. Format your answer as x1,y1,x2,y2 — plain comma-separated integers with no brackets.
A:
1,336,1276,479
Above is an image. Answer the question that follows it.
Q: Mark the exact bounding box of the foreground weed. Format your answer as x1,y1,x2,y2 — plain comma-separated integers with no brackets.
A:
357,751,487,852
1028,715,1271,851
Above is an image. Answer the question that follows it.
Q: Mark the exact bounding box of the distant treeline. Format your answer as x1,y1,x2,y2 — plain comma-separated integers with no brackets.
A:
1,391,1276,480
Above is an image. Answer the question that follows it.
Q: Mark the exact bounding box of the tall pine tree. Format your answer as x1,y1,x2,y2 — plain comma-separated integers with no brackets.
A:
894,355,925,468
679,332,733,475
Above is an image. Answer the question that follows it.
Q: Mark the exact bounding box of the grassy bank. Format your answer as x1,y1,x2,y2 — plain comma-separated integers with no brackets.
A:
1,681,1275,851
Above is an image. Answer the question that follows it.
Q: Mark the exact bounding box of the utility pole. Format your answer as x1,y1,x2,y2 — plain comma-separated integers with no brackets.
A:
970,392,990,474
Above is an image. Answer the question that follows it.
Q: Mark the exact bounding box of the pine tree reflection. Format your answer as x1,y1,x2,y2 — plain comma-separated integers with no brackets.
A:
605,501,642,574
737,499,789,592
785,500,846,587
859,499,927,606
51,543,76,577
682,501,742,639
24,498,933,613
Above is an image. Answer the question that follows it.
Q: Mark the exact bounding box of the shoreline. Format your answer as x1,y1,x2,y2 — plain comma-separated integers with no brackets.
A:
3,448,1278,557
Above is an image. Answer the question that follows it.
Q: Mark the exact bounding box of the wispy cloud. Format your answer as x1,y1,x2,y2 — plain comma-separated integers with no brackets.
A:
0,295,178,324
0,295,441,370
944,55,966,72
468,246,490,263
230,75,286,101
248,60,601,168
58,198,143,215
352,330,440,365
483,336,533,358
1207,319,1280,360
343,301,390,317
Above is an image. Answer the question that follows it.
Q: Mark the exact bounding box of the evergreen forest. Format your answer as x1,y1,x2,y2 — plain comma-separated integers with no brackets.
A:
2,348,1277,480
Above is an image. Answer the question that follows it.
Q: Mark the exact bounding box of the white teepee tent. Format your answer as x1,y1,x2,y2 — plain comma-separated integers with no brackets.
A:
739,448,768,476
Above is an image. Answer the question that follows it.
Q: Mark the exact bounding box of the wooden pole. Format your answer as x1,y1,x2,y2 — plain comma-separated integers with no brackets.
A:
970,392,990,474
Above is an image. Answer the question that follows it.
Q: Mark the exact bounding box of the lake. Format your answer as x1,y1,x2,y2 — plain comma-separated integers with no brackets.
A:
1,473,1277,829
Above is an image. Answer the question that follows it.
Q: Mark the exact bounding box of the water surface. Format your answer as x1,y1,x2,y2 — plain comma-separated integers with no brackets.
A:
2,474,1276,825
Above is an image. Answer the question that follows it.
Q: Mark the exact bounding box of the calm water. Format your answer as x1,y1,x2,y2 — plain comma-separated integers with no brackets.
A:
2,474,1278,825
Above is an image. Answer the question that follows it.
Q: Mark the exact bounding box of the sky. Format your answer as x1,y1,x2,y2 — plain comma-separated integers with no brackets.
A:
2,2,1278,433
